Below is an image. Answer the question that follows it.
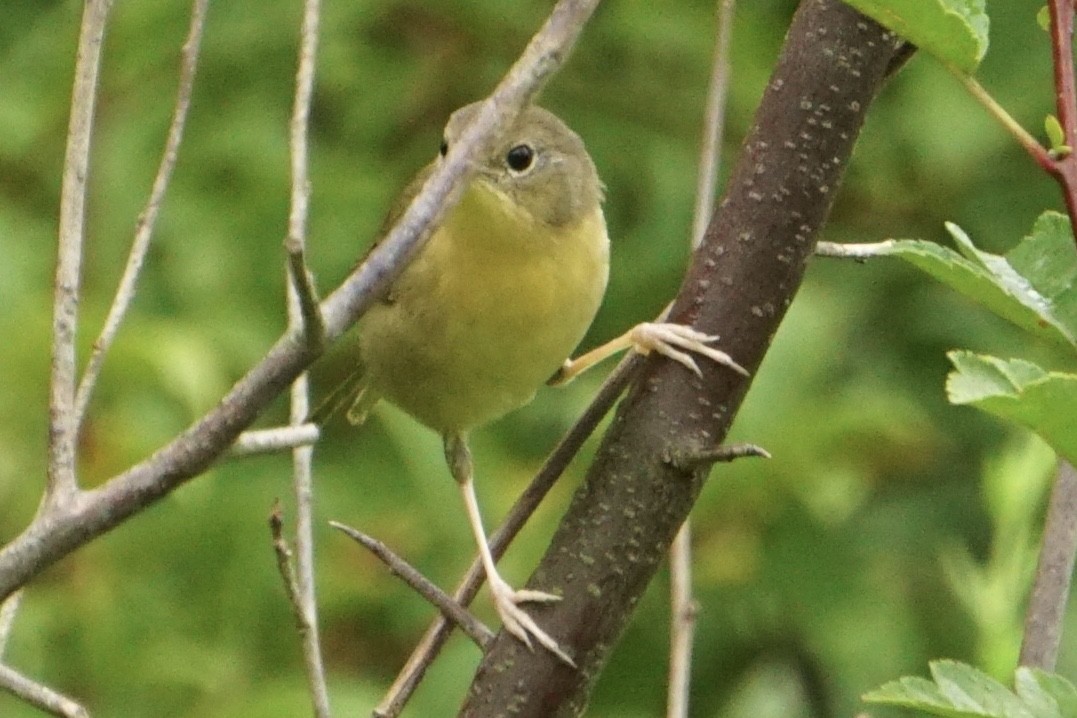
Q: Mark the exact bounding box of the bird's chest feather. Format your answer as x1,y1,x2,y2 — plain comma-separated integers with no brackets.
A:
358,193,609,431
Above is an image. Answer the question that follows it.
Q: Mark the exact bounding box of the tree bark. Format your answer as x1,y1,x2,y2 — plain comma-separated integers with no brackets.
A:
459,1,905,715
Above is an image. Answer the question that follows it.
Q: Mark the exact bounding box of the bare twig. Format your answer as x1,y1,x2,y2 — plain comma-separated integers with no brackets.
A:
74,0,209,426
815,240,893,259
284,0,326,353
667,526,697,718
330,521,495,649
665,442,771,472
0,664,90,718
671,3,737,713
0,0,594,604
283,0,331,713
1020,461,1077,669
690,0,737,250
0,591,22,658
270,502,306,626
375,354,641,718
287,252,325,352
48,0,113,503
229,424,321,457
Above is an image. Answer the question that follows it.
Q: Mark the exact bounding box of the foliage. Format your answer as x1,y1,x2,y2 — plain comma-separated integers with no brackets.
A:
865,661,1077,718
0,0,1068,716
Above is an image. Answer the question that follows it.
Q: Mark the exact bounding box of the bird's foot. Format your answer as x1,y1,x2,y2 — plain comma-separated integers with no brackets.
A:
629,322,749,377
488,574,575,667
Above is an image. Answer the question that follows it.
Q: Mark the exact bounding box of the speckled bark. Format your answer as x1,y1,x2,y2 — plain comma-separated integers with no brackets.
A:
458,1,904,716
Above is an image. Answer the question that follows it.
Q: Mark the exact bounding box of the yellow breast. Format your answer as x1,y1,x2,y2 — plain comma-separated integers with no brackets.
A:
359,181,610,433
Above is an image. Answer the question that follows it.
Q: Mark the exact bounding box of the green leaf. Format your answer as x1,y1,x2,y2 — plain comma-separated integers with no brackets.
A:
841,0,989,74
1045,115,1071,158
1038,6,1051,31
831,212,1077,348
1017,668,1077,717
864,660,1044,717
947,352,1077,467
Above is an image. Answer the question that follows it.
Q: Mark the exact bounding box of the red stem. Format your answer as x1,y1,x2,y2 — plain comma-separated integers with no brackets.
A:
1046,0,1077,231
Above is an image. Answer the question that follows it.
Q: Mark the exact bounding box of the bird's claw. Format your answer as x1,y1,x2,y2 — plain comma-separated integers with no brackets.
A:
489,575,575,667
628,322,749,377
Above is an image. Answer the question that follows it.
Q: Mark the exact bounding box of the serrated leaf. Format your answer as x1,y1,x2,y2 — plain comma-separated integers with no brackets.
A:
1018,669,1077,718
1014,669,1063,718
842,0,989,74
931,661,1035,717
831,213,1077,348
947,352,1077,467
864,661,1066,718
865,674,991,717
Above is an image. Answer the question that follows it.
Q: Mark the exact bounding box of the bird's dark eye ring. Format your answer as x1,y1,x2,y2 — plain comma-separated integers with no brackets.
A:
439,139,449,157
506,144,535,173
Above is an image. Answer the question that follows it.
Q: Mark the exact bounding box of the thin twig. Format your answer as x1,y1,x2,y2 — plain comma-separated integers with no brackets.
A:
950,71,1052,173
48,0,113,503
375,353,641,718
286,292,331,718
229,424,320,457
1020,461,1077,669
287,252,325,352
330,522,494,649
0,664,90,718
667,526,697,718
270,502,306,625
73,0,209,427
0,591,22,658
665,442,771,472
284,0,331,714
814,240,894,259
690,0,737,251
671,2,737,714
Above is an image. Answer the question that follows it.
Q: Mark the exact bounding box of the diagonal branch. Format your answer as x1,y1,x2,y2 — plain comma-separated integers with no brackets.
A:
459,2,904,714
331,522,495,650
0,0,605,611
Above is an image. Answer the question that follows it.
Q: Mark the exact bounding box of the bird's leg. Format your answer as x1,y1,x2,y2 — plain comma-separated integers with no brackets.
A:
443,434,575,667
548,322,749,387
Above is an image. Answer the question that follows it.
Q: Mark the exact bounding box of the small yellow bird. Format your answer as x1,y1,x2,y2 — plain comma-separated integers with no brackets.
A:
331,102,746,664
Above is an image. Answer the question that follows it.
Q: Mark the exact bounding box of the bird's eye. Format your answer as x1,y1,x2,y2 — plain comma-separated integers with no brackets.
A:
440,139,449,157
506,144,535,173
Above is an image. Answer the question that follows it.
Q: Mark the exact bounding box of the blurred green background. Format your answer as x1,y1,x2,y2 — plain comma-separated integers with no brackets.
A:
0,0,1071,716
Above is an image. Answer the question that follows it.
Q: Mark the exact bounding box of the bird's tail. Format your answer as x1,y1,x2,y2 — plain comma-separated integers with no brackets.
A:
307,364,378,427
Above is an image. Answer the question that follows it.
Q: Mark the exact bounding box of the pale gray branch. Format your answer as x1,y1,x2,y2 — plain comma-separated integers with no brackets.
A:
0,591,22,658
667,526,697,718
814,240,896,258
0,664,90,718
690,0,737,250
74,0,209,427
230,424,320,457
0,0,600,626
280,1,331,713
49,0,113,503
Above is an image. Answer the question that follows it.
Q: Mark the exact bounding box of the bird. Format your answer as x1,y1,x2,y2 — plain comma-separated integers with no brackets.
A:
322,101,747,665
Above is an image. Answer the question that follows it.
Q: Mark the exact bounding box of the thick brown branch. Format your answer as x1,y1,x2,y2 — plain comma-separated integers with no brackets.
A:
458,2,904,715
